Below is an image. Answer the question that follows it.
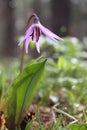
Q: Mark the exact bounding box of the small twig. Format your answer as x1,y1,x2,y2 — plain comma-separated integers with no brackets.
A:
69,120,78,125
51,109,57,124
52,104,78,122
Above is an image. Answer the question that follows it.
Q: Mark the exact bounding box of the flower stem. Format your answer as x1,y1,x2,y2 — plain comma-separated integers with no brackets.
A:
20,44,25,73
25,13,37,31
20,13,37,73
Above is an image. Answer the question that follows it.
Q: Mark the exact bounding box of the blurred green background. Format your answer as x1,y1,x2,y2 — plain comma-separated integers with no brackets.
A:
0,0,87,57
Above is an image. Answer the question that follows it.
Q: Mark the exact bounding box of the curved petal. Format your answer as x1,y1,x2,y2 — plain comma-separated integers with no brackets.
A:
18,25,35,46
33,27,37,42
39,24,64,42
24,38,31,54
25,24,38,38
18,36,26,46
25,24,34,35
36,39,41,53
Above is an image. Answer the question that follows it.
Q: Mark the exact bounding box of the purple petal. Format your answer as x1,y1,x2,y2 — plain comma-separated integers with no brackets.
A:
33,27,37,42
36,39,41,53
39,24,64,42
24,38,31,54
25,24,36,37
18,34,31,46
18,36,26,46
18,25,35,46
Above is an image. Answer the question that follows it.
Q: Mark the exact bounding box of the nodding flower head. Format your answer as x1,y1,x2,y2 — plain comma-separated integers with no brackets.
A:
18,13,64,53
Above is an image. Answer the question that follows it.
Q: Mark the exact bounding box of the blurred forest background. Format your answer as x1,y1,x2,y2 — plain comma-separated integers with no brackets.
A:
0,0,87,57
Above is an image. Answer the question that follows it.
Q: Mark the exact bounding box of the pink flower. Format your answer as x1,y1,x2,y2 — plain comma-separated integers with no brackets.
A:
18,14,63,53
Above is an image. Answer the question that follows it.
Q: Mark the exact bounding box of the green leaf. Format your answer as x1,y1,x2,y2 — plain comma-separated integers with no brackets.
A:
69,123,87,130
7,59,46,129
25,120,33,130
